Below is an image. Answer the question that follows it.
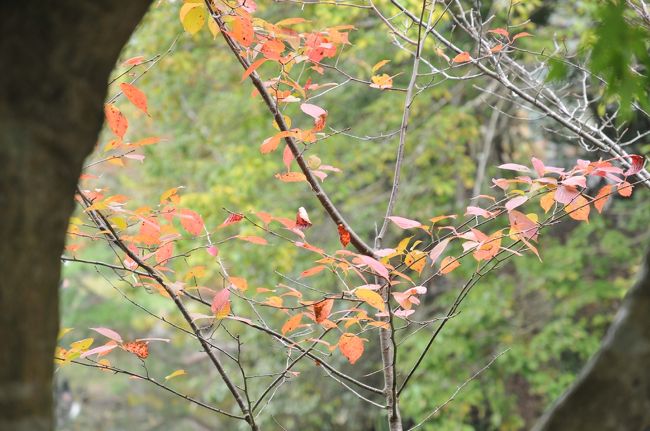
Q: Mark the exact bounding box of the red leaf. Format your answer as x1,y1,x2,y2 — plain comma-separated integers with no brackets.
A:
123,56,145,66
119,83,149,115
104,104,128,139
338,333,364,364
624,155,645,176
220,213,244,228
179,209,204,236
295,207,312,230
387,216,421,229
337,223,351,247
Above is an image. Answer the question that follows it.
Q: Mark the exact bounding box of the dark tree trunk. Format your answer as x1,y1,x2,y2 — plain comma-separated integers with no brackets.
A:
533,245,650,431
0,2,150,430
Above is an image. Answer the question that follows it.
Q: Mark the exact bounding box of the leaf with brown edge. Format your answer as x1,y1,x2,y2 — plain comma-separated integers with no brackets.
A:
122,341,149,359
338,333,364,364
281,313,303,336
565,195,590,221
593,184,612,213
313,299,333,323
337,224,351,247
355,288,385,312
119,83,149,115
440,256,460,274
104,104,128,139
295,207,312,230
275,172,306,182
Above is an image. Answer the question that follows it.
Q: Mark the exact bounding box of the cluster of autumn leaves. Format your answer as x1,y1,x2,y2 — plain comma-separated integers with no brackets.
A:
58,0,645,371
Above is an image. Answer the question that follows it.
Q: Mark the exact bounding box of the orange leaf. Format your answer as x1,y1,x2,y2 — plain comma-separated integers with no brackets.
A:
281,313,303,335
119,83,149,115
237,235,268,245
452,51,472,63
313,299,333,323
440,256,460,274
300,265,326,278
229,276,248,291
618,181,633,197
122,341,149,359
337,223,351,247
230,16,254,47
512,32,532,41
104,104,128,139
275,172,306,182
593,184,612,213
338,333,364,364
241,58,267,81
565,195,590,221
404,250,426,274
540,190,555,213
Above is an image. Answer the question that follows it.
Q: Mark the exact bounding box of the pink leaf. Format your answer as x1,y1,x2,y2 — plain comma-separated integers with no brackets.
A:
531,157,545,177
498,163,530,173
554,185,580,204
300,103,327,119
562,176,587,188
80,343,119,358
387,216,421,229
429,238,451,265
357,255,389,280
505,195,528,212
207,245,219,257
465,206,494,218
90,327,123,343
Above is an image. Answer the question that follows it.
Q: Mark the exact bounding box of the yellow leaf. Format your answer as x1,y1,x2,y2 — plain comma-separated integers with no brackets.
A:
180,3,206,35
58,327,73,340
165,369,187,380
355,288,385,312
404,250,426,274
372,60,390,74
70,338,94,352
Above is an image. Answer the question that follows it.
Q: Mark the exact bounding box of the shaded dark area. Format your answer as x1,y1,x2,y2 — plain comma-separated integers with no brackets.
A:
0,2,149,430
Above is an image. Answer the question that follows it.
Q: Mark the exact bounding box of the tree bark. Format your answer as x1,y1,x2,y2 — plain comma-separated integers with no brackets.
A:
533,245,650,431
0,2,150,430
